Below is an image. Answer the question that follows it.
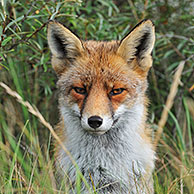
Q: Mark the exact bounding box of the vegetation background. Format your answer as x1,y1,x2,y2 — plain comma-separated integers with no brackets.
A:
0,0,194,193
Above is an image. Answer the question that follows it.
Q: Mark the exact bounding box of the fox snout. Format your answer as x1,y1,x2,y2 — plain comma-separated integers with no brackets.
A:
88,116,103,129
77,83,115,135
81,114,114,135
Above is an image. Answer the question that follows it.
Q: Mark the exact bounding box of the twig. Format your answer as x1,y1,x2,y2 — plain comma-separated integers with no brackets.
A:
18,1,37,27
159,33,185,60
127,0,139,21
161,34,194,44
8,21,49,51
141,0,148,20
0,82,93,193
0,82,75,165
154,61,185,147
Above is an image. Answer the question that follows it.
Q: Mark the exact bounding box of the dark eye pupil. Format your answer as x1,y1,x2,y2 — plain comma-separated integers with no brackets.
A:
74,87,86,94
110,88,124,96
114,89,121,93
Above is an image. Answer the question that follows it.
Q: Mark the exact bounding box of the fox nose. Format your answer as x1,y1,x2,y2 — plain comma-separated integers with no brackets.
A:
88,116,103,129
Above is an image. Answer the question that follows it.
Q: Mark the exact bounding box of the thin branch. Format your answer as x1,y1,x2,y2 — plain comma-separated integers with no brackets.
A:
141,0,148,20
161,34,194,44
0,82,74,165
127,0,139,21
0,82,93,193
8,21,49,51
154,61,185,147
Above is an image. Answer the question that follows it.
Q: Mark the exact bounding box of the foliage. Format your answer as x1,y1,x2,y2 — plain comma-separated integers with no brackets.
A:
0,0,194,193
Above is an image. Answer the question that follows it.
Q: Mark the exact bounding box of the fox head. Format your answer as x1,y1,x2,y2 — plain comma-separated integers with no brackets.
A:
47,20,155,135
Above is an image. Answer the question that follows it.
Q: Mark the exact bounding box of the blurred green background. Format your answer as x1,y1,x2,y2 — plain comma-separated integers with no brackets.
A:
0,0,194,193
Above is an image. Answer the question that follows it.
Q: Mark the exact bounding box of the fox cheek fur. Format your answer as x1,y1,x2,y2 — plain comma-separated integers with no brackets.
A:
47,19,155,194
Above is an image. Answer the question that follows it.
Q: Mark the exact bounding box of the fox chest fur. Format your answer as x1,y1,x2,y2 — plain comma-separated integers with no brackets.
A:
47,20,155,194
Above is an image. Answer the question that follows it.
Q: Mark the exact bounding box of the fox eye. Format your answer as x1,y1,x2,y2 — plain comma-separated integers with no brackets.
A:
110,88,125,96
73,87,87,95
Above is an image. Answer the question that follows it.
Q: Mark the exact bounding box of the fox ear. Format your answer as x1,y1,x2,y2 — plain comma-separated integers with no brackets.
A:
117,20,155,71
47,21,84,73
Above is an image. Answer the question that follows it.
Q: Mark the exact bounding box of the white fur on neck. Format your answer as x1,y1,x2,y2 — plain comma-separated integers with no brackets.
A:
57,102,155,193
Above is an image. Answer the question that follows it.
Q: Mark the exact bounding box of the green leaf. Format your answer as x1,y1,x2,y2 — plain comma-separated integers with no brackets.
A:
1,37,12,46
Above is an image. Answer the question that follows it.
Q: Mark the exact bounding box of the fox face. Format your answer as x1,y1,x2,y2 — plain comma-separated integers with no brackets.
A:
47,20,155,135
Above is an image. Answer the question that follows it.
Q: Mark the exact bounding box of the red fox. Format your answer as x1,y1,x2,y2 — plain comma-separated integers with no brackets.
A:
47,19,155,194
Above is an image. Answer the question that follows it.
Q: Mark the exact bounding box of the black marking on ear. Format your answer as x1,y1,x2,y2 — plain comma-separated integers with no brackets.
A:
135,32,150,58
120,19,154,44
53,33,68,58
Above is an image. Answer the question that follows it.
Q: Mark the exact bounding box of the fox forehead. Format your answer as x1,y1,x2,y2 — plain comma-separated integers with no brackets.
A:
58,40,143,88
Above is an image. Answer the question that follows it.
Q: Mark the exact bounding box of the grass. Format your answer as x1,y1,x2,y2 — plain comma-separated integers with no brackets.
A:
0,0,194,193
